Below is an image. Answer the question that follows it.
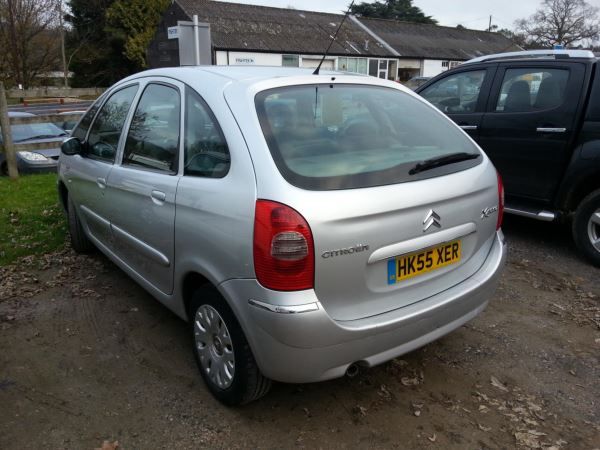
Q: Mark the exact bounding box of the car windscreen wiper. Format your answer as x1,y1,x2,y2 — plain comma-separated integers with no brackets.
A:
14,133,68,143
409,152,481,175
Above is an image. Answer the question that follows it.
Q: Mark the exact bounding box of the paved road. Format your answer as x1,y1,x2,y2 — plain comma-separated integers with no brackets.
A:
8,101,92,115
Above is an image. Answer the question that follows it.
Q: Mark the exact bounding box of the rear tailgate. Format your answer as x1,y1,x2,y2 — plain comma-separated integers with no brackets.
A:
225,75,501,321
301,163,499,321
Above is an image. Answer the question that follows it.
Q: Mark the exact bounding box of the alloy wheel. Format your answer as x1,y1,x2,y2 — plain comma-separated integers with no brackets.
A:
194,304,235,389
587,209,600,253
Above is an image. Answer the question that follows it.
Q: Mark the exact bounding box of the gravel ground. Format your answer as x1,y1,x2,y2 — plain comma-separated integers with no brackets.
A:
0,215,598,449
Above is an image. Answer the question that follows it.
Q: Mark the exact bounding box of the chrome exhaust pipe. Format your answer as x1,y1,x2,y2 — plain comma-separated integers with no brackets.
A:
346,363,360,378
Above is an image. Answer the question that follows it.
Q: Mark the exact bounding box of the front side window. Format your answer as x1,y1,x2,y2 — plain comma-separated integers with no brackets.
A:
420,70,486,114
86,85,138,162
71,92,106,142
256,84,481,190
495,68,569,113
122,83,180,173
184,87,230,178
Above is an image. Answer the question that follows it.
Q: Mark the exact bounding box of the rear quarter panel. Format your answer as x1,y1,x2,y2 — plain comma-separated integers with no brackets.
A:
174,81,258,293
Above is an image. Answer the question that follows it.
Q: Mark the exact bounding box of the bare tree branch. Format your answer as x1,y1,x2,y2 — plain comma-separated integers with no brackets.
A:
0,0,61,88
516,0,600,48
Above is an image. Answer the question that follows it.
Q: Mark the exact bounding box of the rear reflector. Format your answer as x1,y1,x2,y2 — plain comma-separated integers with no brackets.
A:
497,172,505,230
254,200,314,291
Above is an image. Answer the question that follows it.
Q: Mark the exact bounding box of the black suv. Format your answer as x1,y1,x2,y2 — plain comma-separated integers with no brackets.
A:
416,50,600,266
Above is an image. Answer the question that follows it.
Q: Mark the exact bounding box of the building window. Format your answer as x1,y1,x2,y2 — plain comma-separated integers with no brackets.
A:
338,57,368,75
442,61,462,69
282,55,299,67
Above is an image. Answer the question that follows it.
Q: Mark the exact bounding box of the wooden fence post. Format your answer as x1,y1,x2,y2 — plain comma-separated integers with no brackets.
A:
0,82,19,179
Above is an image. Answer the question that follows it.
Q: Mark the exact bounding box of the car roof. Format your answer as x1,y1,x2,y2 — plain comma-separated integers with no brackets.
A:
116,65,362,92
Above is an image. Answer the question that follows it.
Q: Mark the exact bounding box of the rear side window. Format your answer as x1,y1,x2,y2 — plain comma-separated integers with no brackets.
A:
86,85,138,162
495,68,569,112
586,65,600,121
123,83,180,173
184,87,230,178
255,84,481,190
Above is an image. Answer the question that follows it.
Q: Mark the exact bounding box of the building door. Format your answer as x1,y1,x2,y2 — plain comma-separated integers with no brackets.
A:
369,59,395,80
378,59,388,79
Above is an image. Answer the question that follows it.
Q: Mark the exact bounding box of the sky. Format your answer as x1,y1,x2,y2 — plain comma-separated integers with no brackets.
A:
213,0,554,30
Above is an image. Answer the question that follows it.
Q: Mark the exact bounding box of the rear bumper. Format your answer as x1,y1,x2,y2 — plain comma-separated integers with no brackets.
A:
221,230,507,383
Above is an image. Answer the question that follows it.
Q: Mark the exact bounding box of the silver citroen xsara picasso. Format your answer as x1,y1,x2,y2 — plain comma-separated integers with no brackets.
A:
58,66,507,405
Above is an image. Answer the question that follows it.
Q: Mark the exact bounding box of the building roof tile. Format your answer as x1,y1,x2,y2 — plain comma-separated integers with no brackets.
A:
176,0,394,57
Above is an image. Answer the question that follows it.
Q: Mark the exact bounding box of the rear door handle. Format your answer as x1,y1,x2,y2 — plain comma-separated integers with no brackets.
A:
459,125,478,131
96,177,107,189
151,190,166,202
536,127,566,133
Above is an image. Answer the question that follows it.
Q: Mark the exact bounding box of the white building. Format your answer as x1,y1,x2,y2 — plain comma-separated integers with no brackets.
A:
149,0,521,81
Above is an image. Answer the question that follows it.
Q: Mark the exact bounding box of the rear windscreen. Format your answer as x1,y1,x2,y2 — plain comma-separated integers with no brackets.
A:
255,84,481,190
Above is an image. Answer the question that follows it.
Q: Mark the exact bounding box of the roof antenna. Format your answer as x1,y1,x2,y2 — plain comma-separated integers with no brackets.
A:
313,0,355,75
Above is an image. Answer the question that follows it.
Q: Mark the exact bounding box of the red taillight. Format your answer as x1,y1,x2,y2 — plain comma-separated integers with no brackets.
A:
497,172,505,230
253,200,314,291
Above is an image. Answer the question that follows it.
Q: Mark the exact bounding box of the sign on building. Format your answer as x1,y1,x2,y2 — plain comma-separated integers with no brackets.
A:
167,26,179,39
234,56,256,65
175,20,212,66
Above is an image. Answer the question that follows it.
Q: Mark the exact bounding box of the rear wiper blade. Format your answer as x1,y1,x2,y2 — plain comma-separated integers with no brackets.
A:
409,152,480,175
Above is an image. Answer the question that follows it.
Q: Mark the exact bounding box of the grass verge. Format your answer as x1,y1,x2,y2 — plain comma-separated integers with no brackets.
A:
0,173,66,266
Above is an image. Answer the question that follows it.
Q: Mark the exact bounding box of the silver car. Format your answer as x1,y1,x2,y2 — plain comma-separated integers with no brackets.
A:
58,66,506,405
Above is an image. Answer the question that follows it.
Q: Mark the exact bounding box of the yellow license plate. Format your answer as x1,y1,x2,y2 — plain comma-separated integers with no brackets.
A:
388,240,461,284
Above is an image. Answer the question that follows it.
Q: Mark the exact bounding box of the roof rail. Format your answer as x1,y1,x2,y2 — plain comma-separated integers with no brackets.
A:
464,49,596,64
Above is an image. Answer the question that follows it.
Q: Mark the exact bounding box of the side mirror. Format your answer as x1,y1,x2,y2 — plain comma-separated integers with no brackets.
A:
61,137,82,155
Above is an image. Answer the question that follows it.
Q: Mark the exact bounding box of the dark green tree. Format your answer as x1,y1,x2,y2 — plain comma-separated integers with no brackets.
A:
106,0,171,69
350,0,437,24
65,0,135,87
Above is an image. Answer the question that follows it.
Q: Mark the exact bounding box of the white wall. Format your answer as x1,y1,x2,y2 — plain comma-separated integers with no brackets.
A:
215,51,283,66
422,59,446,77
215,51,228,65
397,59,421,69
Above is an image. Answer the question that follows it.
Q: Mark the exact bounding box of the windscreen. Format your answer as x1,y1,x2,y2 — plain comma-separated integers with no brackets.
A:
3,122,67,143
256,84,481,190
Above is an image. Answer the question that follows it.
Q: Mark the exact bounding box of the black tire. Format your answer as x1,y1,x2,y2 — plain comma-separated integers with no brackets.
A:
189,286,271,405
572,188,600,267
67,196,94,253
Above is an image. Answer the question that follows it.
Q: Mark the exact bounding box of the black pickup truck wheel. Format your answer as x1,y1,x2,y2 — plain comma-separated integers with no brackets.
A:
572,189,600,267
